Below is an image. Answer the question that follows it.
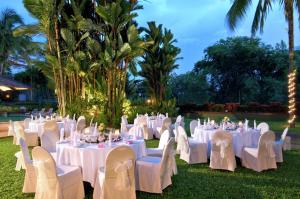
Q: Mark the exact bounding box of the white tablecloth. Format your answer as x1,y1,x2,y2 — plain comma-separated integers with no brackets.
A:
25,119,73,136
193,127,261,158
56,139,146,187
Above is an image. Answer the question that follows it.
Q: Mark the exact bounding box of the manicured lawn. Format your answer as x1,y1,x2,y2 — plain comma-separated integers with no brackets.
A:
1,137,300,199
183,112,300,134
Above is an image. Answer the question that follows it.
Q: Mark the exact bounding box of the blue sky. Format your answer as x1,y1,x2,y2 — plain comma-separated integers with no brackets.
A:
1,0,300,74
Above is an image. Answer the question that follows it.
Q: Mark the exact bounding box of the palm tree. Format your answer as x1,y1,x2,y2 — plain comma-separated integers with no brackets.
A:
0,8,33,75
139,21,181,105
227,0,300,127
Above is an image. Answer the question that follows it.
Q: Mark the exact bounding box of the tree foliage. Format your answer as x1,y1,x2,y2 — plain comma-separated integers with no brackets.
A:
0,8,39,75
139,21,181,105
194,37,289,104
22,0,146,127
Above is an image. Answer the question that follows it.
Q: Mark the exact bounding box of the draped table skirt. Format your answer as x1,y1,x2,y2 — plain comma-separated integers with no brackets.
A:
56,139,146,187
193,127,260,158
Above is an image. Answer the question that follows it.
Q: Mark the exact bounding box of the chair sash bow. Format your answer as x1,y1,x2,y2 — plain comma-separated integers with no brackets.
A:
216,140,229,159
114,160,133,190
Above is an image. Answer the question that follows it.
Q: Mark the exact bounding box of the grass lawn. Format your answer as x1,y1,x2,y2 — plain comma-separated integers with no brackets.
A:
183,112,300,134
1,137,300,199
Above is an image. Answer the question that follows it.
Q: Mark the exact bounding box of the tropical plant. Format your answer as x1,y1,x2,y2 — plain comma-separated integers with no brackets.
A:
226,0,299,127
0,8,38,75
139,21,181,105
22,0,145,127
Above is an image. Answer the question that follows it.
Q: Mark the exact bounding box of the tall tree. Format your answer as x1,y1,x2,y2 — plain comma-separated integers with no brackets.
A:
139,21,181,105
0,8,36,75
226,0,300,127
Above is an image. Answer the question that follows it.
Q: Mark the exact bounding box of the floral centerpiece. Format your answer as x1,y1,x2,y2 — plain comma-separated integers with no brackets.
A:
222,116,230,123
97,123,106,142
98,123,106,134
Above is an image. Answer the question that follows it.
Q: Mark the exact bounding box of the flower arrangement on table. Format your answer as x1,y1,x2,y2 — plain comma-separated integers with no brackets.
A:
222,116,230,123
97,123,106,142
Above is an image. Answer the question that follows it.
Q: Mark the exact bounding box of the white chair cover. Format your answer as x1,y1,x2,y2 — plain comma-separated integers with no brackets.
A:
93,146,136,199
18,138,37,193
76,116,86,133
121,115,134,133
274,128,288,162
128,125,144,139
156,118,172,139
8,120,14,136
177,126,207,164
242,130,277,172
15,121,38,146
257,122,269,134
40,121,59,153
136,138,175,193
32,146,84,199
8,120,17,144
136,116,153,140
283,136,292,151
210,130,236,171
24,118,31,129
175,115,185,127
189,120,198,138
147,130,170,156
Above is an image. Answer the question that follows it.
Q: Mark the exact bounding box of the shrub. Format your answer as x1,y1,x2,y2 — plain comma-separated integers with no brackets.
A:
225,103,240,112
210,104,225,112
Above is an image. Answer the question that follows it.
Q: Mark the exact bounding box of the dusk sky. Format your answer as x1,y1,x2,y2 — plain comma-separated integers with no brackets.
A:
1,0,300,74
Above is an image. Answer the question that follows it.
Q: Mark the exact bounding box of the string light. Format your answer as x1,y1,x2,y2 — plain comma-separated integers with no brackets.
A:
288,69,297,125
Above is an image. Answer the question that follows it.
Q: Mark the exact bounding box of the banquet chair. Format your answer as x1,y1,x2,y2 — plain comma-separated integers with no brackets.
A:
135,116,153,140
128,125,144,139
189,120,198,138
8,120,17,144
24,118,31,130
45,108,53,116
209,130,236,171
257,122,269,134
176,115,185,127
15,121,38,146
146,130,170,157
76,116,86,133
136,138,176,193
273,128,288,162
121,115,134,133
283,136,292,151
40,121,59,153
93,146,136,199
32,146,84,199
39,108,46,117
177,126,207,164
64,119,76,138
156,117,172,139
242,130,277,172
15,138,37,193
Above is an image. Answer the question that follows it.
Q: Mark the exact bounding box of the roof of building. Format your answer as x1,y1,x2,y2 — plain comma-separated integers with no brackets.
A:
0,76,31,91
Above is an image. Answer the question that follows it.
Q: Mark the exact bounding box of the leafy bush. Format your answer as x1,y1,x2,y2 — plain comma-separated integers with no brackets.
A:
210,104,225,112
0,106,19,113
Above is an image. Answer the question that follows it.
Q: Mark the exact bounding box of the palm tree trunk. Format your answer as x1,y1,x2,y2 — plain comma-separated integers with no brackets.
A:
287,1,296,128
54,19,66,116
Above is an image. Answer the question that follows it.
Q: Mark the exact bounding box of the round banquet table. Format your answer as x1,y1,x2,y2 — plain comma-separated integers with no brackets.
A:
193,127,261,158
25,119,75,136
56,139,146,187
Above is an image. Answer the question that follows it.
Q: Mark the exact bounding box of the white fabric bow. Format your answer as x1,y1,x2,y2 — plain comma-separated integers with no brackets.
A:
216,140,230,159
114,160,133,190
